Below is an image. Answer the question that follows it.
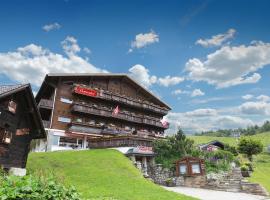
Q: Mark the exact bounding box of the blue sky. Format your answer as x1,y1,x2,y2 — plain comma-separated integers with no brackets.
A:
0,0,270,133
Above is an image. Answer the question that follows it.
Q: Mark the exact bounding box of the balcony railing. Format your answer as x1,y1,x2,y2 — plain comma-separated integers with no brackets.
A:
69,120,164,138
73,87,169,115
42,120,50,128
38,99,53,109
71,102,166,129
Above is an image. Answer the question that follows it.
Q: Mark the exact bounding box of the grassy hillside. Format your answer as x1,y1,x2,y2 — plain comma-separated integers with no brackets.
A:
27,149,195,200
189,132,270,192
189,132,270,148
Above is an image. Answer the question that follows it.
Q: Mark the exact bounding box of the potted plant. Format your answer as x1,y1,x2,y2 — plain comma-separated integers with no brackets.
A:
165,178,175,187
240,165,250,177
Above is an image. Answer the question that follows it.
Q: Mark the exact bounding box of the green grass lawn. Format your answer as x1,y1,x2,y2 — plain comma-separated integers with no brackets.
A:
27,149,195,200
189,132,270,193
248,153,270,192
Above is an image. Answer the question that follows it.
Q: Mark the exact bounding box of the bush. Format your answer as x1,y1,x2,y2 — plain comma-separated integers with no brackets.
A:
0,175,81,200
240,165,249,172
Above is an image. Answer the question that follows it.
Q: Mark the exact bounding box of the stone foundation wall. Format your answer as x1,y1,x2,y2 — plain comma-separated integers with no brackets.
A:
148,164,173,185
241,182,269,196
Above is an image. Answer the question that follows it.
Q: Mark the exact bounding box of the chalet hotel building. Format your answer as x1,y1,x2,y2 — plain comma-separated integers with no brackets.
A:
35,73,171,152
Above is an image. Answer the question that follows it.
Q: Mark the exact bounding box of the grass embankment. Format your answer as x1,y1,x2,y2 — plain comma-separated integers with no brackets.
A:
27,149,195,200
189,132,270,192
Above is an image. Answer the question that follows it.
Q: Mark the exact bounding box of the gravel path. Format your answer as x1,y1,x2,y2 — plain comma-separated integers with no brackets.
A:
163,186,269,200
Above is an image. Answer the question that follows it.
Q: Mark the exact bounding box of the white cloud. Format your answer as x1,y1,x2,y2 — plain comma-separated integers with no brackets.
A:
191,89,205,97
42,22,61,32
172,89,189,95
129,30,159,52
83,47,91,54
0,37,107,87
128,64,157,88
242,94,254,100
185,108,217,117
158,76,184,87
239,101,270,115
196,28,236,47
165,110,254,134
185,41,270,88
256,95,270,102
128,64,184,88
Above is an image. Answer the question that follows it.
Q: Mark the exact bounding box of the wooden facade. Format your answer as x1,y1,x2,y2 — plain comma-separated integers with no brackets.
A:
0,84,46,169
175,157,205,177
35,73,171,150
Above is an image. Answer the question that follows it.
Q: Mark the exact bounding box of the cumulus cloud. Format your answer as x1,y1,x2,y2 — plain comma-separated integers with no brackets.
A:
171,89,189,95
128,64,184,88
158,76,184,87
185,41,270,88
129,30,159,52
196,28,236,47
128,64,157,88
83,47,91,54
256,95,270,102
238,101,270,115
42,22,61,32
0,36,107,87
191,89,205,97
165,110,254,134
242,94,254,100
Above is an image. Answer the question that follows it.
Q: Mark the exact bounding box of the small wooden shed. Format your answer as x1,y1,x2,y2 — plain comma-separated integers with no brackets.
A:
175,156,205,176
0,84,46,174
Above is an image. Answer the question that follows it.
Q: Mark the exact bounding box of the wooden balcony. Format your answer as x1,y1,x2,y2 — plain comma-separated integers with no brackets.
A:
42,120,50,128
73,87,169,115
71,102,167,129
38,99,53,109
88,136,154,148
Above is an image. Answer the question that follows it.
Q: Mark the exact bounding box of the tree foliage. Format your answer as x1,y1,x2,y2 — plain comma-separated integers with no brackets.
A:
238,138,263,161
153,128,194,168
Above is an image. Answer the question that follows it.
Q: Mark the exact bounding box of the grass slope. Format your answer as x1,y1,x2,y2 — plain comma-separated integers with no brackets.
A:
27,149,195,200
189,132,270,192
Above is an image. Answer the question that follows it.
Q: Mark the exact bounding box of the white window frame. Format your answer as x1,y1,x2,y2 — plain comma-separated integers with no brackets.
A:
58,116,71,123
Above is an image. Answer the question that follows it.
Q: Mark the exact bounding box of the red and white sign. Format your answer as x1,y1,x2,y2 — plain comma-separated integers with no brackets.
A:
136,146,153,153
74,86,97,97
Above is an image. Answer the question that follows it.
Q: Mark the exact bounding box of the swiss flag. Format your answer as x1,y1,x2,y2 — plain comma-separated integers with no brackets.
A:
160,118,169,128
112,105,120,116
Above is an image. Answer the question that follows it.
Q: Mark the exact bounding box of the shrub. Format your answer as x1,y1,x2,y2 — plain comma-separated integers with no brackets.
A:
0,175,81,200
240,165,249,172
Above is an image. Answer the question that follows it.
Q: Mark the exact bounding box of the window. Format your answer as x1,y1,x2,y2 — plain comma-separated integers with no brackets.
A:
0,128,12,144
191,163,201,174
60,97,73,104
58,117,71,123
75,118,82,123
8,100,17,114
179,164,187,175
52,135,60,146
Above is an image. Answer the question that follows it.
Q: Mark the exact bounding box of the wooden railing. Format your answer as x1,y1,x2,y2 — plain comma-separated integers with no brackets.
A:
38,99,53,109
71,102,166,128
73,87,169,115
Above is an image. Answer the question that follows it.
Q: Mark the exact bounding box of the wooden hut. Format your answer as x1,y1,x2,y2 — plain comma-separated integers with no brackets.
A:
0,84,46,175
175,156,205,176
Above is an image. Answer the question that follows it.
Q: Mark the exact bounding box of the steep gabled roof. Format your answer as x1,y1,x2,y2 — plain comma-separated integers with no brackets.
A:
37,73,171,110
0,84,46,139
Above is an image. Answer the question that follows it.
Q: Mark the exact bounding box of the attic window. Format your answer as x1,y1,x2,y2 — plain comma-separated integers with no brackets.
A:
0,128,12,144
8,100,17,114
